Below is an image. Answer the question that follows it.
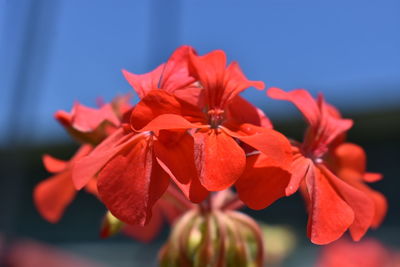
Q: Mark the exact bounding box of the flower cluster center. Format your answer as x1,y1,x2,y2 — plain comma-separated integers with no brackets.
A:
207,108,225,129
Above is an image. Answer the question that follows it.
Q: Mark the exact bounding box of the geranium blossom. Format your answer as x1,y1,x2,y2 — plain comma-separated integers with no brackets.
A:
72,46,292,226
34,96,131,223
266,87,386,244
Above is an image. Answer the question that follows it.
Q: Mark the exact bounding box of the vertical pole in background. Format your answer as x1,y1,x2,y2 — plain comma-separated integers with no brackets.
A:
0,0,59,260
3,0,59,145
146,0,183,69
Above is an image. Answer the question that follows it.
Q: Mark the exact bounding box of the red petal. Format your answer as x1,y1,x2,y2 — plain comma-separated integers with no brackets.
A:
227,96,272,128
163,165,209,203
123,46,197,100
331,143,382,183
319,164,374,241
364,173,383,183
84,178,98,197
343,180,386,229
221,62,264,107
328,143,386,229
72,103,120,131
189,50,264,109
189,49,227,92
122,66,164,99
348,183,387,229
177,176,209,203
286,155,312,196
70,144,94,160
33,171,76,223
159,45,197,92
136,114,202,132
154,131,194,184
72,129,133,189
154,131,208,203
97,137,170,225
316,99,353,149
236,153,291,210
130,90,205,130
171,86,205,108
267,88,320,127
306,165,354,245
331,143,366,177
42,155,67,173
224,124,292,171
369,190,387,228
193,130,246,191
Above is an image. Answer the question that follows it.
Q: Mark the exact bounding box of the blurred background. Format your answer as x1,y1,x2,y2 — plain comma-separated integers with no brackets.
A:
0,0,399,266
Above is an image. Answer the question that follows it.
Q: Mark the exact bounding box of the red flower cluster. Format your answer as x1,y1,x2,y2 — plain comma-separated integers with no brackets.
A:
34,46,386,245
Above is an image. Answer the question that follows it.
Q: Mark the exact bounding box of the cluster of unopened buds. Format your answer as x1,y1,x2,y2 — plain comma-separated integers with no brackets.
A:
34,46,386,266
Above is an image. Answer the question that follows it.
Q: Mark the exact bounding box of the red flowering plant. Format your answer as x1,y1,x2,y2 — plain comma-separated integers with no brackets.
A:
33,46,386,266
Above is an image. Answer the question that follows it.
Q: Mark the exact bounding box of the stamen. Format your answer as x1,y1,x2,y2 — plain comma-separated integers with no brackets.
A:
314,157,323,164
208,109,225,129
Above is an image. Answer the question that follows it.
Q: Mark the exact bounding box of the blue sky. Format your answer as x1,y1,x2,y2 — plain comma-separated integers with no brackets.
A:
1,0,400,145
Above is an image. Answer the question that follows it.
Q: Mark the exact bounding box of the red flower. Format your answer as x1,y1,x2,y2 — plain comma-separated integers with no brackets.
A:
128,48,292,203
34,96,131,222
267,87,385,244
131,48,292,190
73,47,292,226
55,102,121,145
186,49,291,193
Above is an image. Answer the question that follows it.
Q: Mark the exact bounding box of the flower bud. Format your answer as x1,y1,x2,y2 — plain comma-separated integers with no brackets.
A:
100,211,124,238
159,209,264,267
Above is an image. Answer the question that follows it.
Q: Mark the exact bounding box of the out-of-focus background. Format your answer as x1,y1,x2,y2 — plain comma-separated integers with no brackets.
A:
0,0,399,266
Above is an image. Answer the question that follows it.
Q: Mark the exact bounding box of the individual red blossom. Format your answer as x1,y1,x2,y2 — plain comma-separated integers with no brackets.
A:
73,46,292,227
129,49,292,193
34,96,132,223
267,87,385,244
183,49,292,195
55,102,120,145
